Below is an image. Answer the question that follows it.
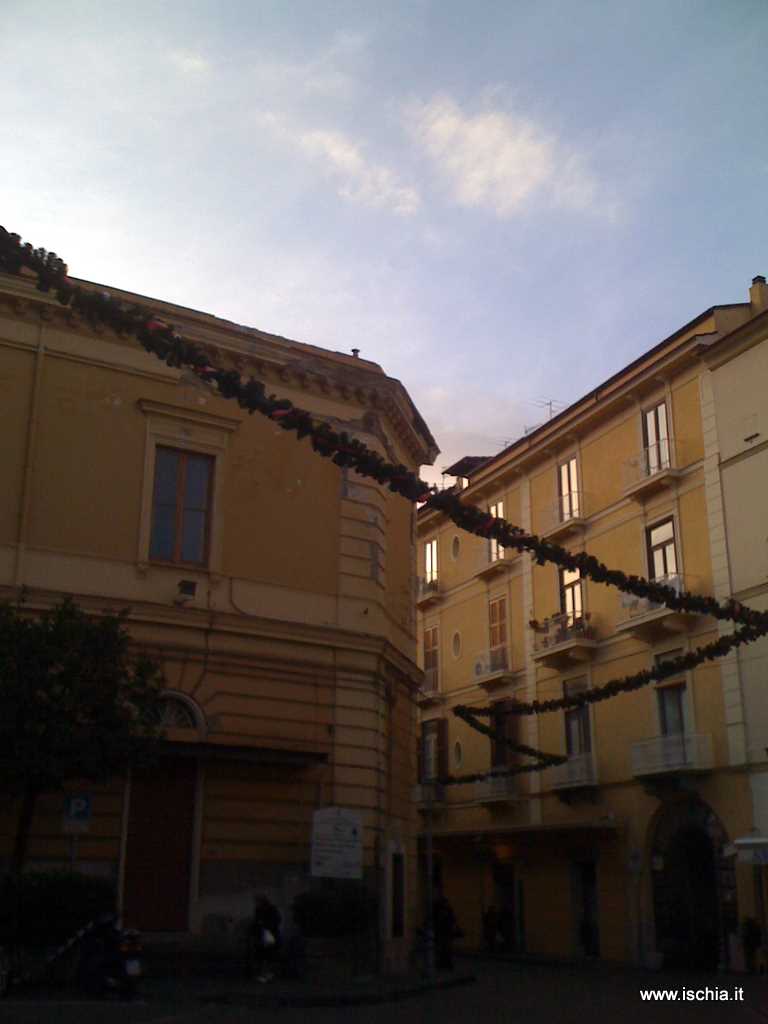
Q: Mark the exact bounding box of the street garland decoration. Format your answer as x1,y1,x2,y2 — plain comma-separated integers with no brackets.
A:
3,226,768,779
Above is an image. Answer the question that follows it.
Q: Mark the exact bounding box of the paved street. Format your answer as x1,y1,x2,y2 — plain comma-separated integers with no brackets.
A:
2,958,768,1024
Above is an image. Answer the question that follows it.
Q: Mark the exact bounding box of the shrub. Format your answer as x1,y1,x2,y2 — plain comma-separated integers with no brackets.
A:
292,885,377,939
0,870,116,948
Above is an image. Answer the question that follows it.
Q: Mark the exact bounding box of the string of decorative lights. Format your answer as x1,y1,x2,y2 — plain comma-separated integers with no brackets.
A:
3,226,766,777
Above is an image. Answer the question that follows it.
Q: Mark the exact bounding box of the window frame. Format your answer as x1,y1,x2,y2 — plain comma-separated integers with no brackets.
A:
559,567,584,625
558,456,580,521
489,594,508,670
490,700,518,769
646,516,678,582
489,499,505,563
137,400,239,576
419,719,448,781
149,446,215,567
425,538,439,584
423,625,440,690
642,400,671,474
563,677,591,757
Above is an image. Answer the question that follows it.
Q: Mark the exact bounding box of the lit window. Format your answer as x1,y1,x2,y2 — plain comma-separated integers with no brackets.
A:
489,500,504,562
560,567,583,625
643,401,670,475
558,457,580,521
150,447,213,565
425,538,438,583
647,518,678,582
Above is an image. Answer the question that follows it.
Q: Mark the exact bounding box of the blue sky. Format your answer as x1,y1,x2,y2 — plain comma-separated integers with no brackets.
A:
4,1,767,483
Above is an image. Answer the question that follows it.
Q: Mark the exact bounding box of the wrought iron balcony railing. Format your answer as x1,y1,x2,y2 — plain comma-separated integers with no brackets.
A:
631,733,712,776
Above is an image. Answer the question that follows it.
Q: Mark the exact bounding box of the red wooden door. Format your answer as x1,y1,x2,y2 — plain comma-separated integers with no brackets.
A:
122,756,197,931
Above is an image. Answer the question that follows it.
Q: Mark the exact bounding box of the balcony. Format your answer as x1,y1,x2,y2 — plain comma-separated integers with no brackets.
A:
475,774,517,804
615,574,698,642
539,492,590,543
412,781,446,810
551,752,598,791
417,576,443,608
417,667,445,707
623,439,690,501
471,646,516,691
631,733,713,778
475,546,517,580
531,613,598,669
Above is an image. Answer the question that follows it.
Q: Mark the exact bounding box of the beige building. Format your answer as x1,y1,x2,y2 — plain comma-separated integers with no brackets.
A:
0,263,436,968
700,277,768,927
416,277,768,969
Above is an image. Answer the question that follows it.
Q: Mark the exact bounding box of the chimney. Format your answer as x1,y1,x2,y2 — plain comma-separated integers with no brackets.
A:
750,275,768,313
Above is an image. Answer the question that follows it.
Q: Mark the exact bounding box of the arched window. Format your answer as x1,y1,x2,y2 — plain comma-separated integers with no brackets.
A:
153,693,203,732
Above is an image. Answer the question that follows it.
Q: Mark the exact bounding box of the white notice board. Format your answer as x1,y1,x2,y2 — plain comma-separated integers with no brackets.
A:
311,806,363,879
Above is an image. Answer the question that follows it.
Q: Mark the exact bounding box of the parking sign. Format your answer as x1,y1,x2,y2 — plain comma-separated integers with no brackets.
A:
63,794,92,834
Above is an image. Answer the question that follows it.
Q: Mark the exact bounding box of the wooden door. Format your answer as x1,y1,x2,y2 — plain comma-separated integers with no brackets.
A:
122,756,197,931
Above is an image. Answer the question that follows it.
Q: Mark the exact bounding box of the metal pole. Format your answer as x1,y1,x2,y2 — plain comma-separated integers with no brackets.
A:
424,786,435,979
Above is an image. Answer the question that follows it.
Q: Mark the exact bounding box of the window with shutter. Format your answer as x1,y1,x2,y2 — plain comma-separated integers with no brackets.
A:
491,701,518,768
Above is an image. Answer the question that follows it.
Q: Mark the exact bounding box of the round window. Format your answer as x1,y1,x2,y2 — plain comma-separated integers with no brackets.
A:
451,536,460,559
452,632,462,657
454,741,463,768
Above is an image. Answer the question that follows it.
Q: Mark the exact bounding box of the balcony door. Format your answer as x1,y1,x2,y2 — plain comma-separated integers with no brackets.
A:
489,596,508,672
647,518,678,583
564,678,591,757
423,626,439,693
558,457,580,522
643,401,670,475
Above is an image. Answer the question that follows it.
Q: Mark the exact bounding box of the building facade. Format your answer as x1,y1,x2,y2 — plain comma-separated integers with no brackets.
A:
0,264,437,968
416,278,767,969
700,277,768,933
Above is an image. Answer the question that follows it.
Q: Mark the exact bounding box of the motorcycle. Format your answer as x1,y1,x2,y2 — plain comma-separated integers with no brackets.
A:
76,915,143,998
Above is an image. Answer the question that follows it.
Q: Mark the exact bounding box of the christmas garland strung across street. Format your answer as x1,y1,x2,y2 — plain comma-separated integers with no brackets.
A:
3,226,768,778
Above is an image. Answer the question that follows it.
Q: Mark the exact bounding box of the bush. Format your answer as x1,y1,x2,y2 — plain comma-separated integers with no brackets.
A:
0,871,116,948
292,885,377,939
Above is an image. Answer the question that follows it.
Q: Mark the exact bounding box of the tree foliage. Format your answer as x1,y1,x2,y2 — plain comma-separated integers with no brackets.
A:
0,596,164,873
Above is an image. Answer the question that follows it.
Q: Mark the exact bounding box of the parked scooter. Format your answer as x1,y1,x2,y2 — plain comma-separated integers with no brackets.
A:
76,915,143,998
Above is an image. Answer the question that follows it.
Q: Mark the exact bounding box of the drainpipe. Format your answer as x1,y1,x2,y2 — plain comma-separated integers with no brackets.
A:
14,319,46,587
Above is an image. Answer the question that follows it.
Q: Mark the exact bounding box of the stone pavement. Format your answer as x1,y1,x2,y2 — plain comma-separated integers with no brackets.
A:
2,956,768,1023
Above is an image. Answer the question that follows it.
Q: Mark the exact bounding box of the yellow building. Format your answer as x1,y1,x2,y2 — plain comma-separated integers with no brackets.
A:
0,261,437,969
416,277,768,970
701,277,768,934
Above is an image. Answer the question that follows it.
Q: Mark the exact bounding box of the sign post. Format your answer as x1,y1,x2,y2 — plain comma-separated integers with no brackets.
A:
62,794,92,868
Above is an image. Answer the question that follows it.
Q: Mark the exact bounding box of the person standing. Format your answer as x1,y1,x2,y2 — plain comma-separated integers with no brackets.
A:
433,895,459,970
249,895,282,982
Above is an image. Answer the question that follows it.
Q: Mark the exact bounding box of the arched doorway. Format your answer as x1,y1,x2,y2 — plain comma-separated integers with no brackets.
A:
650,799,736,970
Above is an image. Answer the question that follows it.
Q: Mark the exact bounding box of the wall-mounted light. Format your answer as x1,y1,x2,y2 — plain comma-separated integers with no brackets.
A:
175,579,197,606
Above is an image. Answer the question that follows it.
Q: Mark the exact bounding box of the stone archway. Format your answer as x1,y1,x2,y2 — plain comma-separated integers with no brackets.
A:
650,798,737,970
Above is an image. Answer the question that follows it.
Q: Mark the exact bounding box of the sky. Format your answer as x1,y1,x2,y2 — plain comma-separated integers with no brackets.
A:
3,1,767,484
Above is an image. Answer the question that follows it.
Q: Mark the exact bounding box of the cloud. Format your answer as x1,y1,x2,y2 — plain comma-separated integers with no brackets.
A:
259,114,420,216
298,129,420,215
169,50,211,75
409,95,617,220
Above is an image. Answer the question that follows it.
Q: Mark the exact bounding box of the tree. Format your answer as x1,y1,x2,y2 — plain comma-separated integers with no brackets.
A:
0,596,164,875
